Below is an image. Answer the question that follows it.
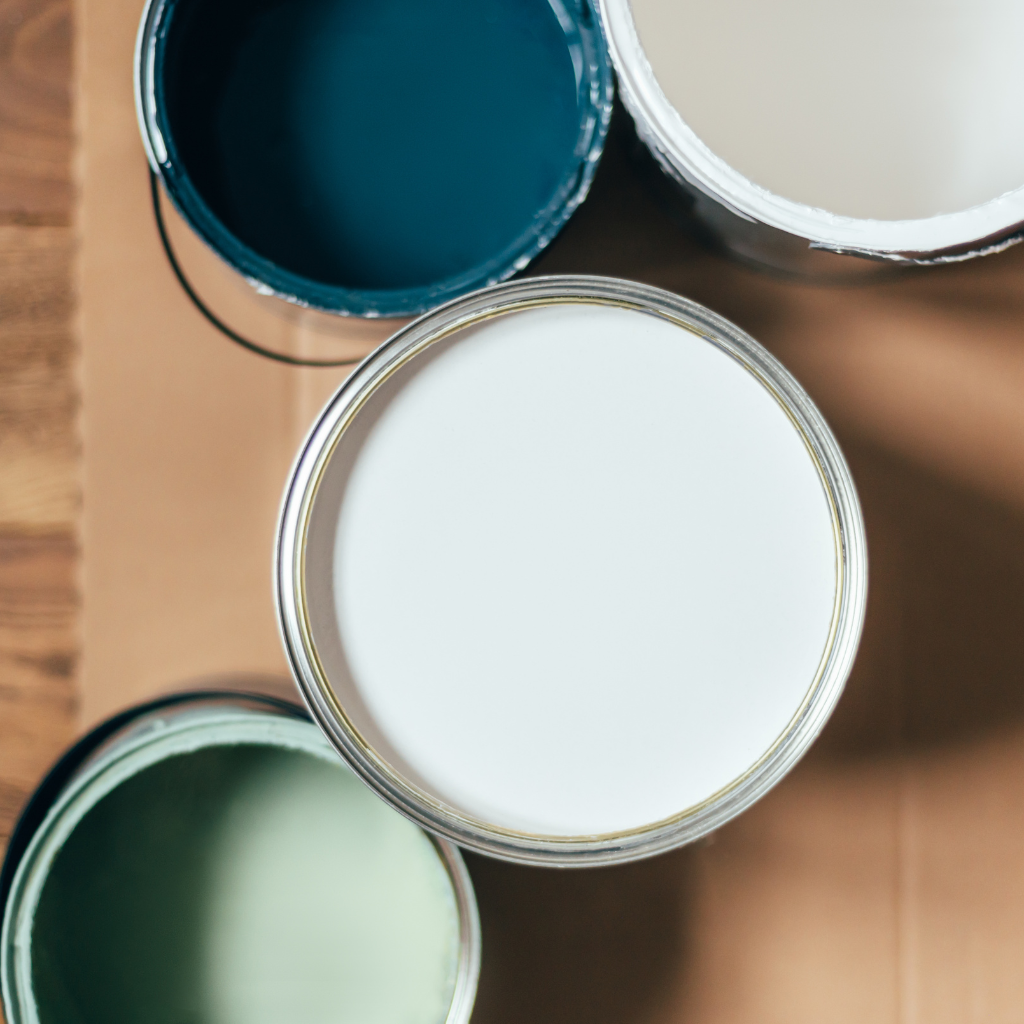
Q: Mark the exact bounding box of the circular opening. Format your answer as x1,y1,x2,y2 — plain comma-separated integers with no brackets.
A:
5,715,468,1024
150,0,610,314
295,292,856,848
630,0,1024,222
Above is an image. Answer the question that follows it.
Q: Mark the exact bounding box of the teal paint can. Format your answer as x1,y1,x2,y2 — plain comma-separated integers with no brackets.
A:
0,691,480,1024
136,0,613,318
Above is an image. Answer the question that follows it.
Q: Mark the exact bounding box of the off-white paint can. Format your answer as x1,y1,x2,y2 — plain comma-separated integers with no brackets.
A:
599,0,1024,273
276,277,867,865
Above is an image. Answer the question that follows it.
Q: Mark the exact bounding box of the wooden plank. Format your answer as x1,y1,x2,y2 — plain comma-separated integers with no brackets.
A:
0,530,76,851
0,225,76,529
0,223,77,858
0,0,72,223
0,0,76,881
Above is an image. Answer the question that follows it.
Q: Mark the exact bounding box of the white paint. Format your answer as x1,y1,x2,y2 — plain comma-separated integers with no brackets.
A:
630,0,1024,221
329,304,838,837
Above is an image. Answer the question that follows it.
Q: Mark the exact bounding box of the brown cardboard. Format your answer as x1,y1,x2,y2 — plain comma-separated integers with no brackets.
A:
78,0,1024,1019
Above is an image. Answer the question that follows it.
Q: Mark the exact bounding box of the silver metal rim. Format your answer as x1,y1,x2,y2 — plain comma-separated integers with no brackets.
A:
275,274,868,866
134,0,165,169
597,0,1024,262
1,703,480,1024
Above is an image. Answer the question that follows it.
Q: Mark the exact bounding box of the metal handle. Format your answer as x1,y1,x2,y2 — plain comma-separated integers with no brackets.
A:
149,169,363,368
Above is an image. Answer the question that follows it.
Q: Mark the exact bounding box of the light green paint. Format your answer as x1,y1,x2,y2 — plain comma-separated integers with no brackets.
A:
3,712,461,1024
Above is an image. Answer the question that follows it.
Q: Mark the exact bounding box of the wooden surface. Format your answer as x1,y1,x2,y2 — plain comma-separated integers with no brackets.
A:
0,0,76,859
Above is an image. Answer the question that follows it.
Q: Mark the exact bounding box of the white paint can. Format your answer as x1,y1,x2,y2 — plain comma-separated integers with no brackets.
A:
276,277,867,864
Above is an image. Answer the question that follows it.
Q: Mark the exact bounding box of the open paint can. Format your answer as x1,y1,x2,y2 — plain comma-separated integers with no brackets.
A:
135,0,613,319
1,691,480,1024
598,0,1024,273
276,276,868,865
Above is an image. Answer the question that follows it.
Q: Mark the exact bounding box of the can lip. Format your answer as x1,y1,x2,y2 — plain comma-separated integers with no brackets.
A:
0,690,306,915
134,0,614,319
1,693,481,1024
597,0,1024,263
275,274,869,866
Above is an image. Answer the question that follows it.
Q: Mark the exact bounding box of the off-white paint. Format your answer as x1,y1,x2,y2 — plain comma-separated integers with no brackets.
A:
331,304,838,836
630,0,1024,221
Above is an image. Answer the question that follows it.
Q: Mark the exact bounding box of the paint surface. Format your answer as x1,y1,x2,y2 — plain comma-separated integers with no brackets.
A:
29,738,460,1024
322,303,839,836
631,0,1024,220
161,0,583,290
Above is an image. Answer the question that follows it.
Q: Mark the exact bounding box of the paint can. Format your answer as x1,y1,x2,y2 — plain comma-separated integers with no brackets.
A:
135,0,613,320
276,275,868,866
1,690,480,1024
598,0,1024,275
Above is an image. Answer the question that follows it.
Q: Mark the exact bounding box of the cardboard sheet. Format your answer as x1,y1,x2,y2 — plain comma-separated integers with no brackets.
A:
78,0,1024,1019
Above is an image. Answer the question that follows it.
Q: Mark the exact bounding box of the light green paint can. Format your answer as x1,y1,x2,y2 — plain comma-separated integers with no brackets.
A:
0,696,480,1024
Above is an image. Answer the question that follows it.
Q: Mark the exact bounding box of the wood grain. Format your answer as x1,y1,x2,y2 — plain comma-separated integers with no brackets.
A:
0,0,72,223
0,531,76,849
0,0,76,869
0,225,76,528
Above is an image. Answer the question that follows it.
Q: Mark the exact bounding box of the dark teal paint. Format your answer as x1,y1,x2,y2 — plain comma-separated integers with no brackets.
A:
154,0,611,315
